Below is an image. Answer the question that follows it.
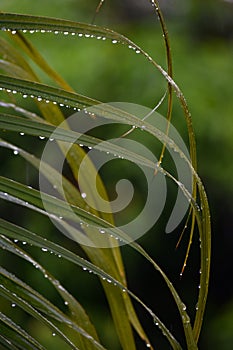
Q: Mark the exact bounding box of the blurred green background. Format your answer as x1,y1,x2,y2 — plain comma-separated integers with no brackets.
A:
0,0,233,349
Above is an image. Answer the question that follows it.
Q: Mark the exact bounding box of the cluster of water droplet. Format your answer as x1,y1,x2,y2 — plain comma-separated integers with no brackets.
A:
0,86,85,111
0,26,152,59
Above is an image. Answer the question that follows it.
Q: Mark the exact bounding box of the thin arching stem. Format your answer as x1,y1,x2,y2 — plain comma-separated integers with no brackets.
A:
92,0,105,24
149,0,173,167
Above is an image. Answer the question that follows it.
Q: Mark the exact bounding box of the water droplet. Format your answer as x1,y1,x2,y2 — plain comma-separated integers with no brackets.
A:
88,146,92,150
85,34,90,38
78,33,83,37
146,344,151,348
13,239,18,243
22,241,27,245
11,30,17,35
99,229,105,234
63,31,69,35
39,136,45,140
11,303,16,308
81,192,87,199
13,150,19,155
37,97,43,102
58,254,62,258
64,301,69,306
29,30,35,34
44,274,48,278
20,132,24,136
135,50,141,54
112,39,118,44
182,304,187,311
41,248,48,252
82,267,87,271
52,333,56,337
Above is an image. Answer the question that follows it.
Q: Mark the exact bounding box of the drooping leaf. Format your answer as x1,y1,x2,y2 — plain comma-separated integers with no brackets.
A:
0,218,182,350
0,311,45,350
